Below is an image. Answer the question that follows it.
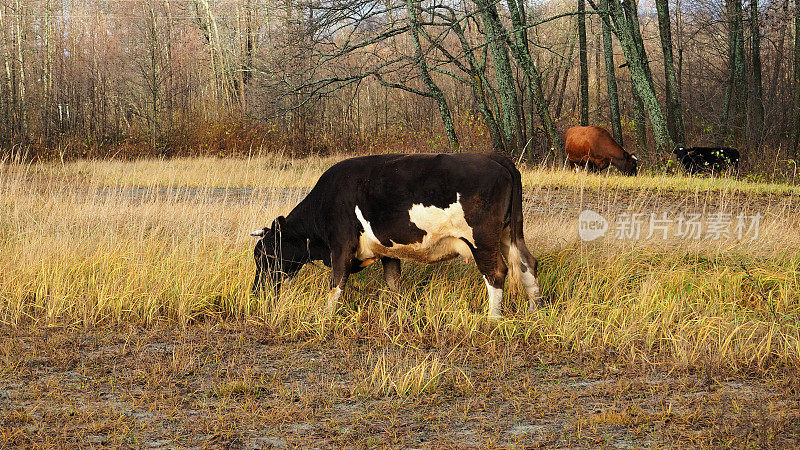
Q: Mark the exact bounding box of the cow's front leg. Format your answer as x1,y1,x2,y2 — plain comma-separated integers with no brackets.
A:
251,267,265,296
381,257,401,291
325,248,354,315
474,247,508,320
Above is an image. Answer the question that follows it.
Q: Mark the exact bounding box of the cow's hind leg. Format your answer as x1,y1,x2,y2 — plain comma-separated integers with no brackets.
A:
513,243,542,312
501,229,542,312
381,257,401,291
473,246,508,319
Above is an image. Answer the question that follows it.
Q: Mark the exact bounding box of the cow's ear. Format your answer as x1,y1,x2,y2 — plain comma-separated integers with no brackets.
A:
273,216,286,232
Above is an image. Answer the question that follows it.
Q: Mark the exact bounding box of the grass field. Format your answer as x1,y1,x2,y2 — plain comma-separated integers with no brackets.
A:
2,154,799,447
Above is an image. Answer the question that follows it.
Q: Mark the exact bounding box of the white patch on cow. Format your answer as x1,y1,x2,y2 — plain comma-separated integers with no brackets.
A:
356,205,380,261
507,243,542,312
484,276,503,319
353,194,475,264
325,286,343,314
520,269,541,312
250,229,264,237
408,193,475,245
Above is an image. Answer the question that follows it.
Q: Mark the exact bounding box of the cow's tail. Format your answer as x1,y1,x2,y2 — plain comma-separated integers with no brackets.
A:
488,153,524,245
488,152,534,288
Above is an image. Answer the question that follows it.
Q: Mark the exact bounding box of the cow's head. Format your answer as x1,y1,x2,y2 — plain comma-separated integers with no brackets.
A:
620,152,638,176
250,216,308,296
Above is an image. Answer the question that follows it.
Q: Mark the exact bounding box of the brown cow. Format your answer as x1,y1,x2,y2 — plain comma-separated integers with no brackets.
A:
565,126,638,176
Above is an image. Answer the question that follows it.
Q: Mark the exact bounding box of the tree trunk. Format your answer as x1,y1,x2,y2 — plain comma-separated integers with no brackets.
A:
675,0,684,110
606,0,674,151
792,0,800,157
14,0,25,138
506,0,563,156
732,0,747,141
578,0,590,125
450,16,504,150
600,0,623,145
406,0,459,150
555,30,578,119
720,19,735,144
656,0,685,144
475,0,524,155
631,89,648,154
595,19,602,121
243,0,254,90
750,0,764,147
198,0,237,106
768,0,788,103
44,0,53,139
147,5,160,150
164,0,175,132
727,0,747,143
0,4,14,138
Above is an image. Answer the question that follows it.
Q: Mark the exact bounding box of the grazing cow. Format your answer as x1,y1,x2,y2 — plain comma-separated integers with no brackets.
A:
565,126,638,175
673,146,740,174
251,152,542,319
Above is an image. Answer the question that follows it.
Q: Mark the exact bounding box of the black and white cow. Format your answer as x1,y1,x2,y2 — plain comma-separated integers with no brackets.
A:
251,152,542,318
673,146,740,174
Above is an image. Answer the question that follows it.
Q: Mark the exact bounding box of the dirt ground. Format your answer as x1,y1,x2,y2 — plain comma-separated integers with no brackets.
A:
2,324,799,448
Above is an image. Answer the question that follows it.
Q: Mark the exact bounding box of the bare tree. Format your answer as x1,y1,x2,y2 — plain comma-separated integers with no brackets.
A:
505,0,562,155
599,0,622,144
721,0,747,144
578,0,589,125
591,0,674,151
656,0,685,144
750,0,764,146
405,0,458,149
792,0,800,156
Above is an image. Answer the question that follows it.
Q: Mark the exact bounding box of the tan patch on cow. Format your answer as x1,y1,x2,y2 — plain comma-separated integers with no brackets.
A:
354,195,475,264
360,257,380,267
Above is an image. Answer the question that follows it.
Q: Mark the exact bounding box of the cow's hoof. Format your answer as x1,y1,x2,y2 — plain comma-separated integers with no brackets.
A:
487,311,502,321
324,300,338,316
528,296,544,312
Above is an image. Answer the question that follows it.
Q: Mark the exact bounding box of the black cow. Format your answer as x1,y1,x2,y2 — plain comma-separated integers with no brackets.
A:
673,146,740,174
251,152,542,319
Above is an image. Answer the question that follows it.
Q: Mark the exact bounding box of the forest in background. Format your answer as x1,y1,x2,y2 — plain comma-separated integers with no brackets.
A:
1,0,798,173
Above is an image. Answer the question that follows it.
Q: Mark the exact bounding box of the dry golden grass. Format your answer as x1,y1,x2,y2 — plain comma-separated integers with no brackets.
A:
16,152,800,194
1,154,799,378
